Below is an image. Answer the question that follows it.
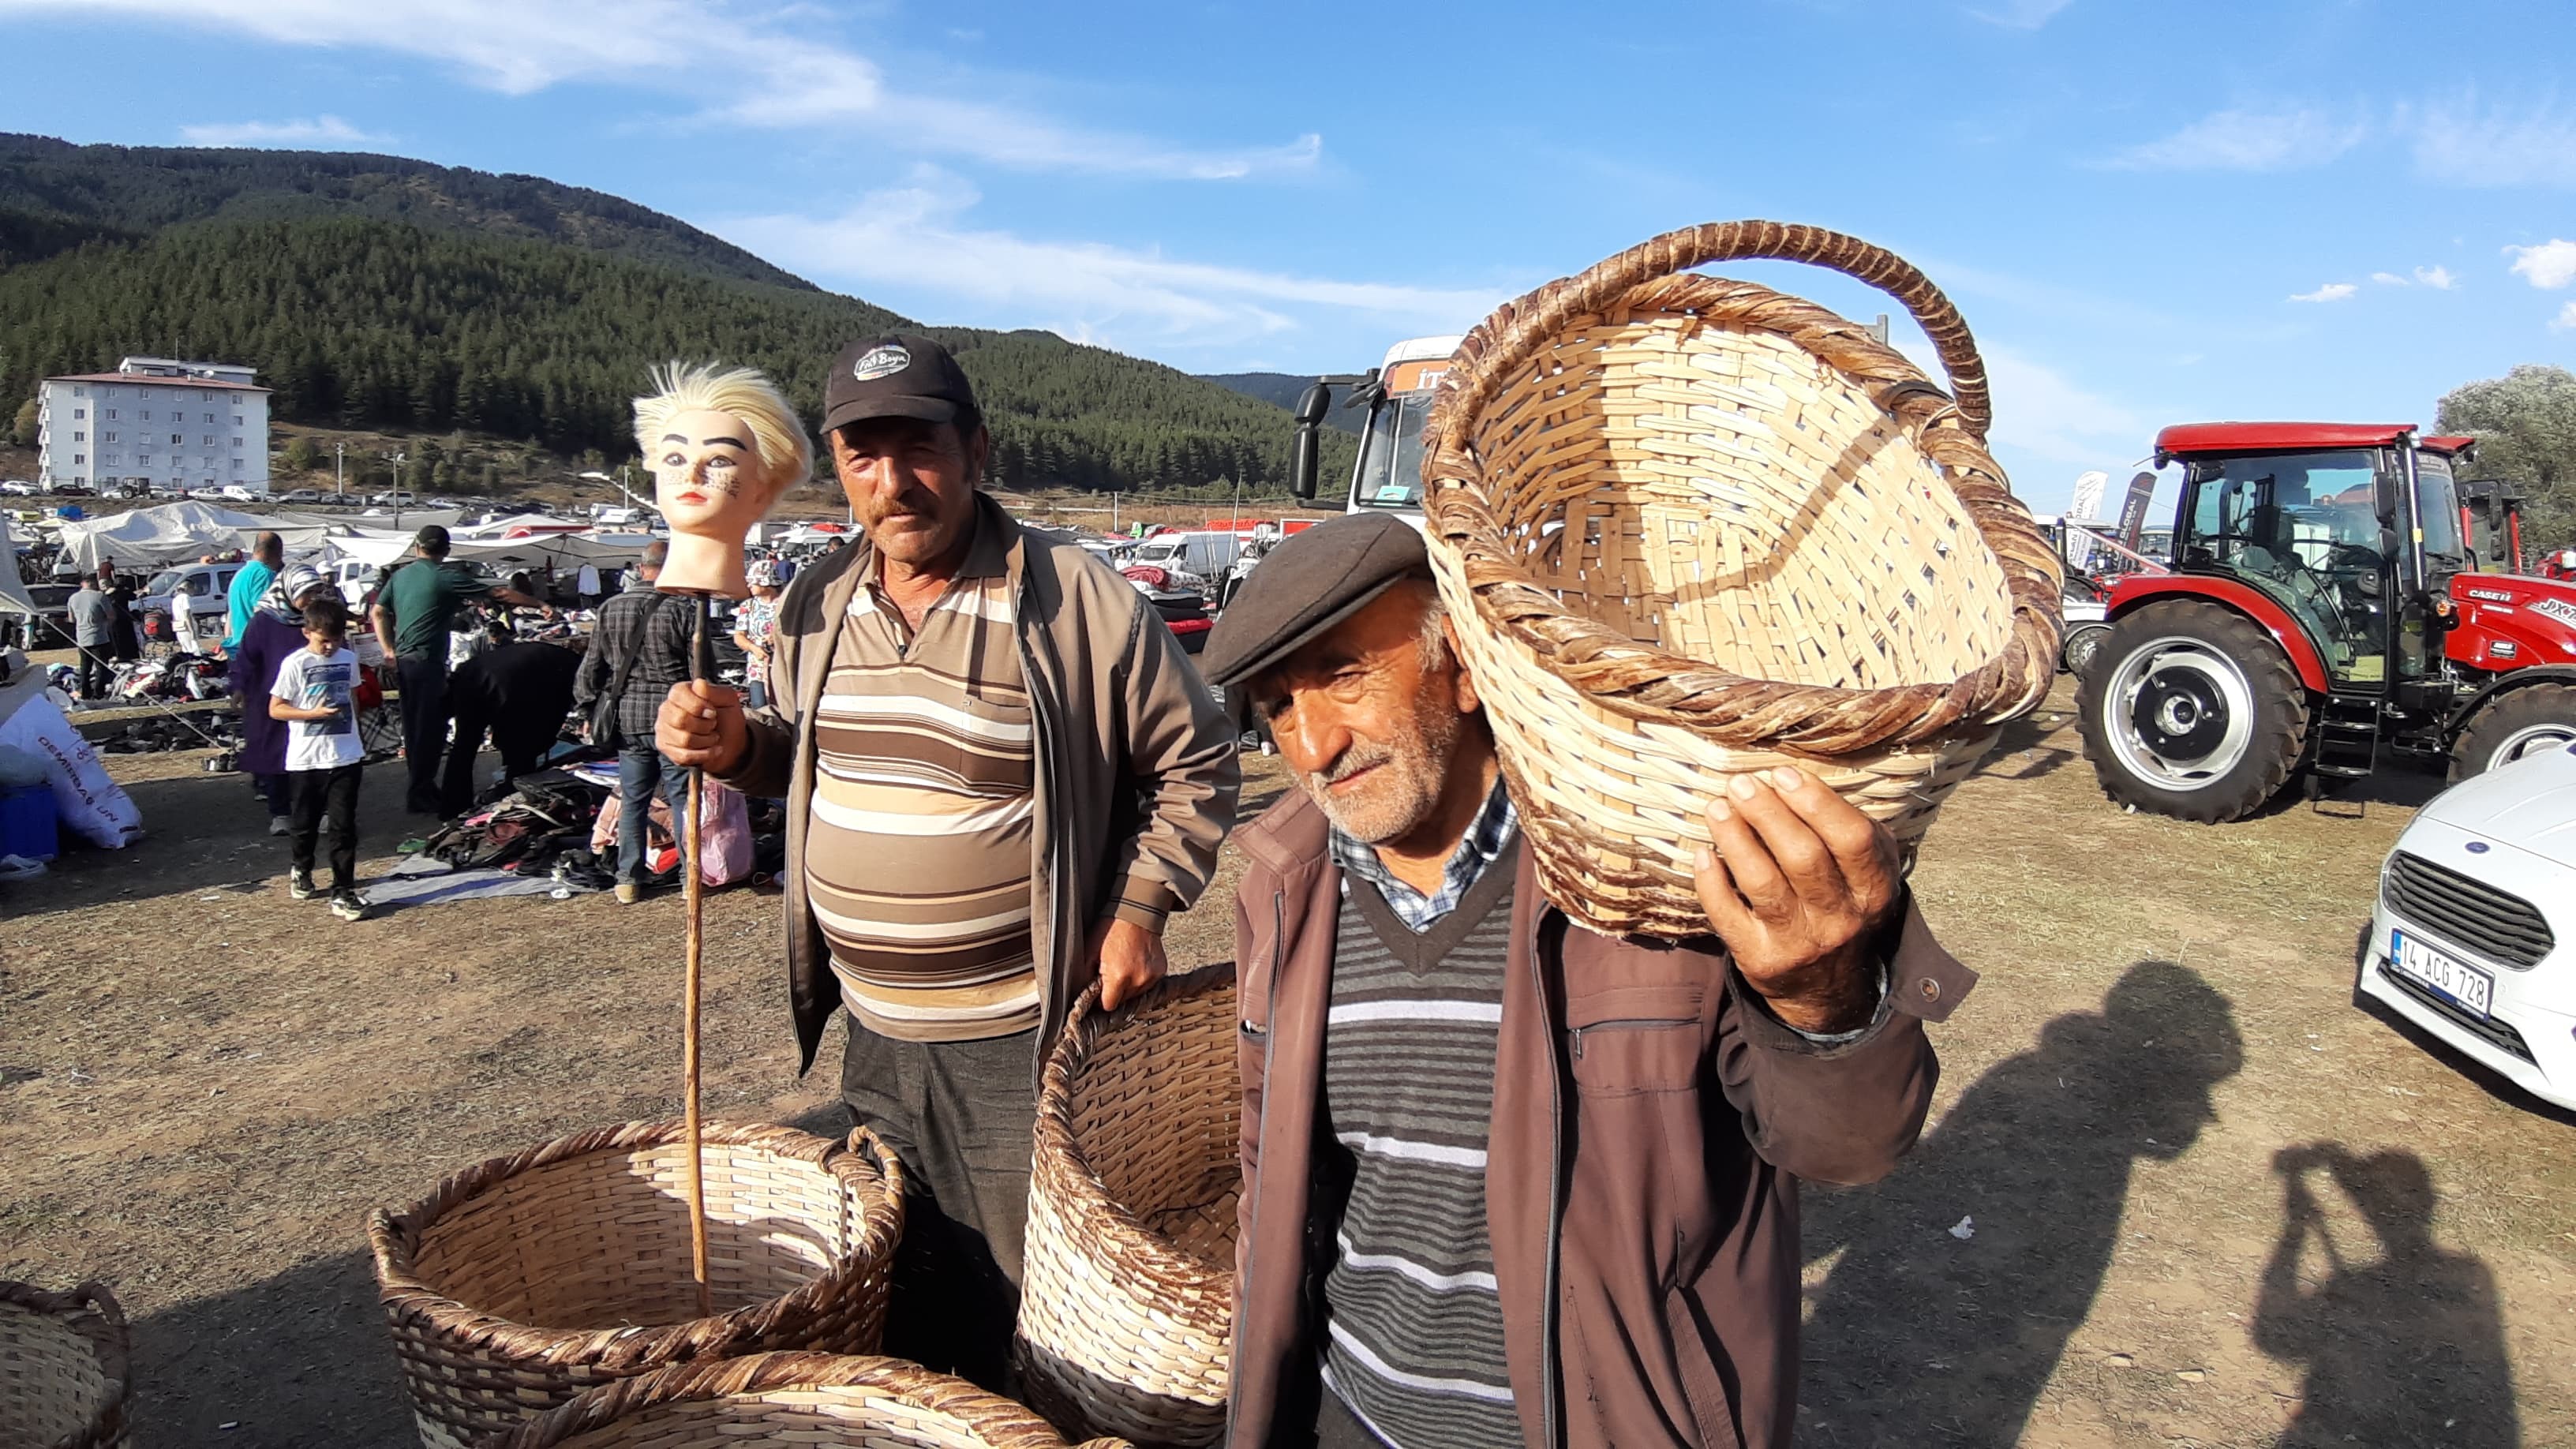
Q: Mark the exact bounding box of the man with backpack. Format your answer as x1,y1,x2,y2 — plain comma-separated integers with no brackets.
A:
575,541,695,902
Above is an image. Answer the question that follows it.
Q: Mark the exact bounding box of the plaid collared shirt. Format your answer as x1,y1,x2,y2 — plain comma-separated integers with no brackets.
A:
1331,777,1518,932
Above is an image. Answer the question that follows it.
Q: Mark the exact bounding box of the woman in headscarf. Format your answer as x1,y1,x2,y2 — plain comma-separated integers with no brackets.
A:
230,563,337,834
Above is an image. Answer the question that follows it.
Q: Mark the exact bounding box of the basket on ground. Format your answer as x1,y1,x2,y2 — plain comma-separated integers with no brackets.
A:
1016,965,1239,1447
1422,219,2062,938
1,1280,129,1449
489,1352,1133,1449
368,1120,905,1449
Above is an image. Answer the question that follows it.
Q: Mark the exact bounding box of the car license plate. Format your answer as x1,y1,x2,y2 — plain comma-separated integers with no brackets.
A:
2390,930,2496,1018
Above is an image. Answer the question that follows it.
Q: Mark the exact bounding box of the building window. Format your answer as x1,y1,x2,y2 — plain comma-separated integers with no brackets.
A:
137,388,151,398
72,407,84,419
101,386,117,397
72,454,83,466
231,415,244,427
139,410,152,421
71,386,85,398
103,409,116,420
171,433,184,446
103,431,117,442
72,431,83,442
203,435,214,446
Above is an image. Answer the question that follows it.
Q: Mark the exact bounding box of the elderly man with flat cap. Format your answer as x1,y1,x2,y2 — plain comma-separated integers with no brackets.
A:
657,332,1240,1388
1204,513,1975,1449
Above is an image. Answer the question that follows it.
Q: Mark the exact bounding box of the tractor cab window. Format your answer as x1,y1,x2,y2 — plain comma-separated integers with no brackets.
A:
2181,449,2388,686
2412,451,2466,569
1350,390,1432,511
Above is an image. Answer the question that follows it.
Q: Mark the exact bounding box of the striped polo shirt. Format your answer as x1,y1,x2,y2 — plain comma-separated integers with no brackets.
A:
1318,807,1525,1449
806,526,1039,1043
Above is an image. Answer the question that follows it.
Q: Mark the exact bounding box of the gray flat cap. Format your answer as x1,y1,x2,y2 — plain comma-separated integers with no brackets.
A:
1201,513,1430,698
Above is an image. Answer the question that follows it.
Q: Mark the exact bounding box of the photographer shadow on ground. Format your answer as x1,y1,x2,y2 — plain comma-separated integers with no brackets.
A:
2254,1144,2516,1448
1798,960,2242,1446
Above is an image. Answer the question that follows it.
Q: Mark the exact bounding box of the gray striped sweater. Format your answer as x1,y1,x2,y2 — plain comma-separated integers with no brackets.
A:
1317,841,1523,1448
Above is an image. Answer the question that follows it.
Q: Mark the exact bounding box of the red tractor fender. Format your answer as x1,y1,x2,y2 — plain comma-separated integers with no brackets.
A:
2448,574,2576,672
2104,575,2331,694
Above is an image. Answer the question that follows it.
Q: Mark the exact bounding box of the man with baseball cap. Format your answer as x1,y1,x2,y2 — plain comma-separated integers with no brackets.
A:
657,331,1239,1387
372,524,549,816
1204,513,1971,1448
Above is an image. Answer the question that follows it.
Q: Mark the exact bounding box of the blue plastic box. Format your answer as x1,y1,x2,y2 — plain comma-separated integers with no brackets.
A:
0,781,58,862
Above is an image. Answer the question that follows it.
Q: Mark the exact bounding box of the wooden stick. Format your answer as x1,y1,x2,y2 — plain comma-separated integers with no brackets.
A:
682,592,714,1319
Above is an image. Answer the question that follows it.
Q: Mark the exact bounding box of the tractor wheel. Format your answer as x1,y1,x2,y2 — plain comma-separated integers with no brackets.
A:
2061,622,2113,678
2451,683,2576,781
2076,601,2311,822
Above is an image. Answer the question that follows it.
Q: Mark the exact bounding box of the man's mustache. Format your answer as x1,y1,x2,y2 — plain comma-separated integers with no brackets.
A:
1311,740,1392,786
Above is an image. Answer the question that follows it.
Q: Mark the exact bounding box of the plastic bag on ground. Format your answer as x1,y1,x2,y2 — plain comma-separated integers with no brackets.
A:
590,773,751,886
0,695,144,848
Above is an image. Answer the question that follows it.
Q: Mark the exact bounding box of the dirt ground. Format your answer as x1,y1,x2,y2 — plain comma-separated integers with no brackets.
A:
3,680,2570,1447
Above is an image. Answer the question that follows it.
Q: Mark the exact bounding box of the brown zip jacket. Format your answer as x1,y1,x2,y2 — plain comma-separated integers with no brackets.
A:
713,495,1241,1078
1229,790,1975,1449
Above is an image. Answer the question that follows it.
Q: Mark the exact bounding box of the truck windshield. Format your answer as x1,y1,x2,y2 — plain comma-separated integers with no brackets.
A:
1350,391,1434,511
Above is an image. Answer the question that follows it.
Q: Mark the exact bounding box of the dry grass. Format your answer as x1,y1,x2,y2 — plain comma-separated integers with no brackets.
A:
1,683,2570,1447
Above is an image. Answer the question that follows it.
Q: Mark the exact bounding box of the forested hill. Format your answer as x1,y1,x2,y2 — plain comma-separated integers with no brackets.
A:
1201,372,1365,435
0,133,806,286
0,140,1357,492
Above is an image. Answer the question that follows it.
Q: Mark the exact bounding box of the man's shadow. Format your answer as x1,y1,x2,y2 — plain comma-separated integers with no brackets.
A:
2254,1144,2518,1447
1798,960,2243,1447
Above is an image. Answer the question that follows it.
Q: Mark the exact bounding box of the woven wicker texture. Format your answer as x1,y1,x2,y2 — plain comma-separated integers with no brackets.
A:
0,1281,129,1449
1423,220,2061,938
487,1353,1133,1449
1016,965,1239,1447
368,1121,906,1449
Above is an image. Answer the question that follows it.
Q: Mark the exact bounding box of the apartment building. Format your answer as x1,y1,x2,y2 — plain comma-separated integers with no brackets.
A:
36,356,272,495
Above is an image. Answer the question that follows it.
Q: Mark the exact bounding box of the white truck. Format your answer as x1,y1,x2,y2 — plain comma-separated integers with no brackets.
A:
1288,335,1466,520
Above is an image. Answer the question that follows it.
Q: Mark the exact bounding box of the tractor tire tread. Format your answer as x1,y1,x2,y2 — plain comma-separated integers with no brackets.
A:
2076,600,2310,823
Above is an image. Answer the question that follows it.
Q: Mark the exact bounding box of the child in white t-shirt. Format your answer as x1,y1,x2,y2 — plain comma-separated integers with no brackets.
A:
270,594,369,920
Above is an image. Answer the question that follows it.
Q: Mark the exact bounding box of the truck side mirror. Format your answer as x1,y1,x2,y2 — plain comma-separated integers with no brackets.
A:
1290,380,1331,503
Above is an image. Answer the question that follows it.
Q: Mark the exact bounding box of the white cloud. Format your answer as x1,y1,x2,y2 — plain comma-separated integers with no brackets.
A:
2554,301,2576,332
714,169,1499,350
2,0,1318,180
1966,0,2071,28
2289,283,2357,303
2371,265,2460,290
2106,108,2365,172
178,114,391,148
2408,98,2576,189
2507,239,2576,290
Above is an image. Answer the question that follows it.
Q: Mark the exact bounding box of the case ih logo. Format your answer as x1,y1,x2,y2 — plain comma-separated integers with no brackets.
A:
2464,586,2515,603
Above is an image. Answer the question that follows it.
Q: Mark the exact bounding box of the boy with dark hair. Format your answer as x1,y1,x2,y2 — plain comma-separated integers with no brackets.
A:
271,593,371,921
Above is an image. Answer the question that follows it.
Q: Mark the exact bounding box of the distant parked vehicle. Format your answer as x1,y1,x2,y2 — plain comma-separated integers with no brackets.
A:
137,561,245,644
278,488,323,504
0,480,34,496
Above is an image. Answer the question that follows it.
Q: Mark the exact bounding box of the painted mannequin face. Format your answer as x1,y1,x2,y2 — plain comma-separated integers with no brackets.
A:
652,409,769,534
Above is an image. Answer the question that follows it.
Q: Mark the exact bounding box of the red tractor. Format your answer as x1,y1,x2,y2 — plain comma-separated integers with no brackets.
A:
2077,422,2576,822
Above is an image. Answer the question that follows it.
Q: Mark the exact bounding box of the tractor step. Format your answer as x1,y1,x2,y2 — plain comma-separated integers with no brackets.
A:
2312,695,2380,778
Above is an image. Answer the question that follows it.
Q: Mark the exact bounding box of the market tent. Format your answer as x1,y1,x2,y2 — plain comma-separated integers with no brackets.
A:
54,500,334,570
324,529,657,574
0,515,34,615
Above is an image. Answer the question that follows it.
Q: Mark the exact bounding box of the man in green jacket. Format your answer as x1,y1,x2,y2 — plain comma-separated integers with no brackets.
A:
657,333,1239,1389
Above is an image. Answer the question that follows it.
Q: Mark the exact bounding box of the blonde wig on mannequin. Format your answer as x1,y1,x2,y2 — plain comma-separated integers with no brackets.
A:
631,361,814,490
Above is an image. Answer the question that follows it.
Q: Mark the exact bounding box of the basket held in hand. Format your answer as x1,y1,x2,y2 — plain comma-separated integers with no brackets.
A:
1016,964,1239,1447
0,1280,129,1449
1423,219,2062,938
367,1120,905,1449
486,1351,1134,1449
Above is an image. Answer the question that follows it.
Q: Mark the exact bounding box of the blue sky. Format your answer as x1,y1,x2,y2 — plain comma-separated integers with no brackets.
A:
4,0,2570,511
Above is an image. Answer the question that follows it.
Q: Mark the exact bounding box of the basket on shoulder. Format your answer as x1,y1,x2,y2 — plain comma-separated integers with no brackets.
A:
1421,220,2062,938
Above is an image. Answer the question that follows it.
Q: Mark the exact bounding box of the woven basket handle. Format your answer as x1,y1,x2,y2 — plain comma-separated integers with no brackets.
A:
844,1125,907,1203
1486,219,1990,440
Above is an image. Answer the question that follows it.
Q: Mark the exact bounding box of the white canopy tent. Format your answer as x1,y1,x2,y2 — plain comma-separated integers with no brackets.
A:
54,501,336,570
323,528,659,575
0,515,35,616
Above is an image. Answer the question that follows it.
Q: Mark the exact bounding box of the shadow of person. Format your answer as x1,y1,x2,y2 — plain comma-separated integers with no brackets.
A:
1798,960,2244,1447
2254,1146,2518,1447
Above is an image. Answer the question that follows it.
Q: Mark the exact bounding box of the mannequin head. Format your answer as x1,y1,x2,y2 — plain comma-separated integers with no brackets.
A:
631,362,813,597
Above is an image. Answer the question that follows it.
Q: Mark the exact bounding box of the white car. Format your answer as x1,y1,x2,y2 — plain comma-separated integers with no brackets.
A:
2361,742,2576,1110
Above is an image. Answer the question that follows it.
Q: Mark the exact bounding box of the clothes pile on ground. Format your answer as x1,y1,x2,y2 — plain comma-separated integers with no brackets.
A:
92,712,242,754
0,647,143,851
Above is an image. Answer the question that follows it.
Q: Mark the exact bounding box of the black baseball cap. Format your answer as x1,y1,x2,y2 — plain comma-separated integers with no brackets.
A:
822,332,981,436
414,524,451,554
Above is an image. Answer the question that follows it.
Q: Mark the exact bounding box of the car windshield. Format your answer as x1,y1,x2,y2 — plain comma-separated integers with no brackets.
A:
1350,390,1434,511
144,568,185,594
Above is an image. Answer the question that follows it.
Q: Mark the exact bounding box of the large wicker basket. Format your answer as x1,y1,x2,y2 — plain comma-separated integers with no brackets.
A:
0,1281,129,1449
489,1353,1132,1449
367,1120,905,1449
1422,219,2061,938
1016,965,1239,1447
